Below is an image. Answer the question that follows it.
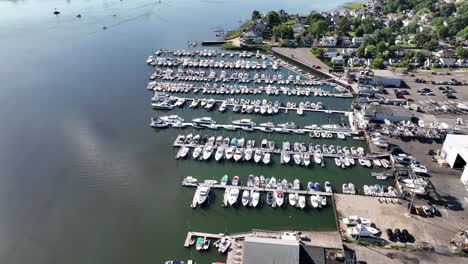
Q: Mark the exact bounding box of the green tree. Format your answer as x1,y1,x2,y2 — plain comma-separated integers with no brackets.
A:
266,11,281,27
372,57,385,69
337,17,351,35
251,10,261,21
389,19,403,33
456,47,468,59
423,40,439,51
355,27,365,37
377,42,387,53
364,45,377,58
413,31,432,48
273,24,293,40
309,20,328,37
308,13,325,24
457,26,468,40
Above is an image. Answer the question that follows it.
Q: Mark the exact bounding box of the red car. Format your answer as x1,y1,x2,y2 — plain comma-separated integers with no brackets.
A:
314,65,321,69
396,94,406,99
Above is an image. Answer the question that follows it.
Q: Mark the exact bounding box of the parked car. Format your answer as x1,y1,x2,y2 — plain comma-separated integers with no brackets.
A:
446,93,457,99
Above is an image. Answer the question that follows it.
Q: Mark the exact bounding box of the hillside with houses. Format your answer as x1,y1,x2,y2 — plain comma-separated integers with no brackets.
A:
229,0,468,70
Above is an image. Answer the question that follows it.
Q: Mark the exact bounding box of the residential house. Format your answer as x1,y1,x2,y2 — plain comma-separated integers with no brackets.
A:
439,58,457,67
323,49,337,58
342,48,356,56
424,59,441,68
292,23,306,35
347,57,366,67
352,37,363,46
341,36,351,46
319,36,337,47
331,56,345,65
455,59,467,68
436,48,455,58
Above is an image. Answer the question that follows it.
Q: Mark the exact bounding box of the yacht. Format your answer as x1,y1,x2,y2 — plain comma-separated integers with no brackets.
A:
150,118,169,128
160,115,184,123
197,186,210,205
215,146,225,161
202,145,214,160
275,191,284,207
178,146,189,159
298,195,306,209
152,102,174,110
192,117,216,125
232,119,256,127
325,181,332,193
241,190,250,207
288,193,297,207
190,98,200,108
251,190,260,207
228,188,239,206
347,224,380,237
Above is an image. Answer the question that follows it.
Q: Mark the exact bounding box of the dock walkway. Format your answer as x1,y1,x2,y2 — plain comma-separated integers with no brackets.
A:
182,181,333,196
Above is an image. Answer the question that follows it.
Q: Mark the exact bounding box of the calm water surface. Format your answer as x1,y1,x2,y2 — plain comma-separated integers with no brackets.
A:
0,1,384,263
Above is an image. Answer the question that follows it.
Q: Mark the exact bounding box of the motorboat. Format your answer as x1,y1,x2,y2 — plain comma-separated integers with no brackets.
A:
184,176,198,184
270,177,277,188
221,175,228,185
325,181,332,193
266,191,274,206
254,176,260,187
225,146,235,160
228,188,239,206
215,147,224,161
242,190,250,207
196,237,204,251
288,193,297,207
247,174,254,187
254,149,262,163
217,238,231,253
232,119,256,127
202,145,214,160
244,148,253,161
232,176,240,186
314,182,321,191
177,146,190,159
347,224,380,237
262,152,271,164
342,216,371,226
373,159,382,167
310,195,319,208
233,148,243,161
321,196,327,206
159,115,184,123
298,195,306,209
197,186,210,205
192,146,202,159
335,157,342,167
293,154,302,165
275,191,284,207
202,237,210,250
251,190,260,207
192,117,216,125
303,154,311,166
308,182,315,191
314,153,322,164
150,118,169,128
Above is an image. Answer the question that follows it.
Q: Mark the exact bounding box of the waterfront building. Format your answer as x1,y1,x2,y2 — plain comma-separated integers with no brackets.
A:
363,105,413,123
441,134,468,185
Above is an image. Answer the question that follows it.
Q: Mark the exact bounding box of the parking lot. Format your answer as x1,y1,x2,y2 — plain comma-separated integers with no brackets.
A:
384,70,468,104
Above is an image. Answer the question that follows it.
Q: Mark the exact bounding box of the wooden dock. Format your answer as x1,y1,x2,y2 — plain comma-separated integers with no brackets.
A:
182,181,333,197
184,231,224,247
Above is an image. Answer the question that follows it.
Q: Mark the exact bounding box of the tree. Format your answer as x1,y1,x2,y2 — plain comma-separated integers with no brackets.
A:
309,20,328,37
413,31,432,48
456,47,468,59
337,17,351,35
273,24,293,40
389,19,403,33
457,26,468,40
355,27,365,37
423,40,439,52
251,10,261,21
377,42,387,53
372,57,385,69
308,13,325,24
266,11,281,28
364,45,377,58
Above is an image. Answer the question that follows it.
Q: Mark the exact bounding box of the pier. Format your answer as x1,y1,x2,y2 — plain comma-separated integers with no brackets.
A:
201,40,227,45
182,180,333,196
184,232,224,247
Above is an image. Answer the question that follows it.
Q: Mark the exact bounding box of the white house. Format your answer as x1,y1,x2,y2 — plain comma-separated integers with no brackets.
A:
320,36,337,47
441,134,468,185
352,37,363,46
331,57,345,65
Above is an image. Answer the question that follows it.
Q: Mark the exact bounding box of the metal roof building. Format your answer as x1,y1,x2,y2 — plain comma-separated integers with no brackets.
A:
243,237,300,264
364,105,414,122
441,134,468,185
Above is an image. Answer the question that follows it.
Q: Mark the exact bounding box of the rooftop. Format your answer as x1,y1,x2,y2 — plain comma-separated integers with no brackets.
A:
243,237,300,264
365,105,414,118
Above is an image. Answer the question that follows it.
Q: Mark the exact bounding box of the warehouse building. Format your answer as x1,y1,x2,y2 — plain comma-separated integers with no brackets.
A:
441,134,468,184
357,69,402,87
363,105,414,123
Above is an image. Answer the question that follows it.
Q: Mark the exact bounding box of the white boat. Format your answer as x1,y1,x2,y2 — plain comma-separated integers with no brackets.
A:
288,193,297,206
347,224,380,237
373,159,382,167
251,190,260,207
244,148,253,161
192,117,216,125
232,176,240,186
325,181,332,193
228,188,239,206
184,176,198,184
342,216,371,226
254,149,262,163
242,190,250,207
150,118,169,128
293,154,302,165
217,238,231,254
225,146,235,160
335,157,342,167
282,151,291,164
321,196,327,206
233,148,243,161
310,195,319,208
314,153,322,164
215,147,224,161
293,179,300,190
298,195,306,209
232,119,256,127
197,186,210,205
303,154,311,166
262,152,271,164
203,145,214,160
275,191,284,207
160,115,184,123
192,146,202,159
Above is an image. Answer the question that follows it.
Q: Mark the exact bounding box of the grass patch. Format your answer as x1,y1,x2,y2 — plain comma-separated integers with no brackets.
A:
344,1,365,10
223,42,239,50
348,31,356,37
225,21,252,40
431,67,450,72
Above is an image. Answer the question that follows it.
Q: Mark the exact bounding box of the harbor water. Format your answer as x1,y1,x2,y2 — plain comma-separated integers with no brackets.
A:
0,0,388,263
